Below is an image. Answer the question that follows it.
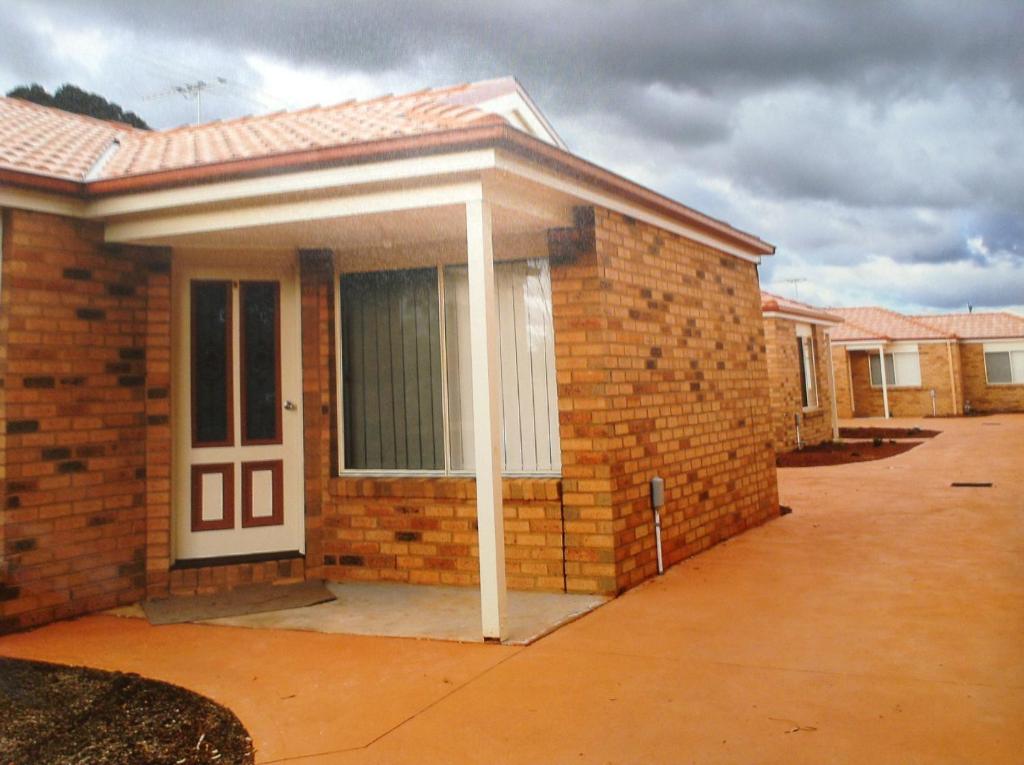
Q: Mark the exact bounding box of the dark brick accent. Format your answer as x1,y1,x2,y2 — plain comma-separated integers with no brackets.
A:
62,267,92,280
339,555,364,566
56,460,87,474
324,555,337,565
88,515,114,527
6,496,20,509
23,376,55,389
395,531,421,542
76,308,105,321
75,445,105,458
147,415,169,426
119,348,146,361
7,481,35,492
147,387,169,399
41,447,71,461
59,376,86,386
0,584,21,602
118,375,145,387
7,420,39,434
10,538,37,553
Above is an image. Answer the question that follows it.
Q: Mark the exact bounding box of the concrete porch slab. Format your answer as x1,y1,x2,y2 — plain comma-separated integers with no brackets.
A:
113,582,608,645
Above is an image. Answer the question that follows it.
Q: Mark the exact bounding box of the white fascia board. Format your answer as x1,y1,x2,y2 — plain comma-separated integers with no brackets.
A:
961,337,1024,344
105,180,485,243
0,187,88,217
493,152,762,263
763,310,840,327
87,150,498,220
981,340,1024,352
834,341,887,350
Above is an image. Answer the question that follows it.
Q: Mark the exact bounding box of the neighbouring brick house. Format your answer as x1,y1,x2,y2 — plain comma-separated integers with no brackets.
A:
829,307,1024,418
761,292,842,452
0,77,781,639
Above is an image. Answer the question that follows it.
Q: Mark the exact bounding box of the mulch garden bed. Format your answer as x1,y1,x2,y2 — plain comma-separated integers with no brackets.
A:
0,657,254,765
838,426,940,439
777,439,922,468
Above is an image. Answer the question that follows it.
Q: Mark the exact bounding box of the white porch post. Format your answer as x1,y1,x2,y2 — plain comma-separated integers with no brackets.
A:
465,197,507,641
878,345,891,419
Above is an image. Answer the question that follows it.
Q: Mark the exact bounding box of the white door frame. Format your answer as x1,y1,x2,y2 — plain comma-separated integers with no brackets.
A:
171,249,305,562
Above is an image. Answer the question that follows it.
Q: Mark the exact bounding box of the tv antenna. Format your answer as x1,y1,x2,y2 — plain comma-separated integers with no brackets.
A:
781,278,808,300
145,78,227,125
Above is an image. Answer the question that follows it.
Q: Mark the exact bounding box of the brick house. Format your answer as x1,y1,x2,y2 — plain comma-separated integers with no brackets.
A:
761,292,842,452
829,307,1024,418
0,77,781,639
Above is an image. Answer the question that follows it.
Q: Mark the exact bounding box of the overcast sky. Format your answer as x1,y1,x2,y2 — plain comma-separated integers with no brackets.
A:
3,0,1022,314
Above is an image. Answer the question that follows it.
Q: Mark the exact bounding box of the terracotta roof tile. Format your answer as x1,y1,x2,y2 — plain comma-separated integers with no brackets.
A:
760,290,842,324
913,312,1024,340
0,80,506,183
828,307,955,341
0,96,138,181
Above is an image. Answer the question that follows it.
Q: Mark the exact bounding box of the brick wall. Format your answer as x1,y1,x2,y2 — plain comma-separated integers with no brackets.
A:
846,343,958,417
302,208,779,597
0,209,154,633
557,209,779,592
763,317,835,451
324,477,565,591
960,343,1024,413
831,344,854,418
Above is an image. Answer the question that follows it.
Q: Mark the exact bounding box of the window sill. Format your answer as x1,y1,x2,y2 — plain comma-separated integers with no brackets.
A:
984,381,1024,387
335,470,563,480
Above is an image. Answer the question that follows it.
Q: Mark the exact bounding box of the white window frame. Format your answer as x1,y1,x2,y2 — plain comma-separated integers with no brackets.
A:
334,260,562,478
982,341,1024,386
869,344,922,388
795,323,819,411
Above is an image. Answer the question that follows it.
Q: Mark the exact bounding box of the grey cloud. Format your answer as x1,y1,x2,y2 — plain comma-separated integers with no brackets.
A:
4,0,1024,311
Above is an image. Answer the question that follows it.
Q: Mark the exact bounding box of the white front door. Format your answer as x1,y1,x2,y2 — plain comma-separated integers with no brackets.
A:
172,253,305,561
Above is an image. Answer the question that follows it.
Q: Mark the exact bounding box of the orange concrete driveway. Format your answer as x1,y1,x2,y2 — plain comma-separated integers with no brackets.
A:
2,415,1022,763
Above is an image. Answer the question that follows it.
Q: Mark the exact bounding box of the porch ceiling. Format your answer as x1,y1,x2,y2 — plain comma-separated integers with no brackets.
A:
103,170,576,257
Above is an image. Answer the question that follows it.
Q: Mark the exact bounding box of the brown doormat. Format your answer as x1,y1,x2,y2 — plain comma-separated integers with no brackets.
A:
142,580,335,625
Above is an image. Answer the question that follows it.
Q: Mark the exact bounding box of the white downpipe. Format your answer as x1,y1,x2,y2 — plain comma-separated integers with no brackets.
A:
878,345,891,419
651,476,665,575
794,413,803,450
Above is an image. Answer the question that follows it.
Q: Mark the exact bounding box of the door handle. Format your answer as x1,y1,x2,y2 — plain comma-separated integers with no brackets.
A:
284,400,298,411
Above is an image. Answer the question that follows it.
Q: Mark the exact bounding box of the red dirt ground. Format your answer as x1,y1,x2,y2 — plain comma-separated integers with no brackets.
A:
777,439,921,468
838,426,940,439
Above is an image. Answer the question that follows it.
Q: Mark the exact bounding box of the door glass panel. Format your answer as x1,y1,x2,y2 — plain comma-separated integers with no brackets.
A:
241,281,281,444
192,281,232,446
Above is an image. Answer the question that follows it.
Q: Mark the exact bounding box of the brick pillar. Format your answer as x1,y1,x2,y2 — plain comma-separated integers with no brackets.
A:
142,250,173,597
298,250,334,579
549,209,618,595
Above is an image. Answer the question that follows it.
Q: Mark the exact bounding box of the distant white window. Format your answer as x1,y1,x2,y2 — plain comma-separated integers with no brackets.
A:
869,350,921,388
983,343,1024,385
795,325,818,409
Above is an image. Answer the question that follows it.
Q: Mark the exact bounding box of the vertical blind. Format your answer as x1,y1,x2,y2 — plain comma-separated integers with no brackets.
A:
444,259,561,473
339,269,445,470
339,259,561,474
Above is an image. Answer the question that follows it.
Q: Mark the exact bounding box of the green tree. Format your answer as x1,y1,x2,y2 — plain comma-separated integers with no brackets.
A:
6,83,150,129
